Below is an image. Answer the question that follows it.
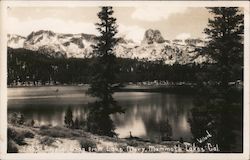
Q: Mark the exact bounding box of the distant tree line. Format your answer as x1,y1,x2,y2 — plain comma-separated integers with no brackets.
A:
7,47,209,86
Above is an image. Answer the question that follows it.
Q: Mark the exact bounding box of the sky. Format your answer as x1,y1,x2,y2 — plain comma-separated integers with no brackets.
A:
7,6,211,43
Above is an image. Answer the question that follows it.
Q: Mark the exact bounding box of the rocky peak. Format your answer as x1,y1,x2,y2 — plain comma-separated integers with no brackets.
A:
26,30,56,41
142,29,165,44
7,34,26,48
7,29,208,64
80,33,97,42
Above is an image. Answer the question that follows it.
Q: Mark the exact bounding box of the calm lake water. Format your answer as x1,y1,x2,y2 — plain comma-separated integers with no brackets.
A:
8,86,194,141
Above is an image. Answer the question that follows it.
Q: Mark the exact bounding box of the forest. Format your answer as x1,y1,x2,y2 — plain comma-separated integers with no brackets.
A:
7,47,208,86
7,6,244,153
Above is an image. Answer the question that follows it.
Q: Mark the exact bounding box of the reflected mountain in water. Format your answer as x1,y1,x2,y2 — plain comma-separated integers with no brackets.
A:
8,89,194,142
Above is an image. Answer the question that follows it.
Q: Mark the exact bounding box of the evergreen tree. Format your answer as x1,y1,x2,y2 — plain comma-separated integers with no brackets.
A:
87,6,119,102
64,107,73,128
202,7,244,88
189,7,244,152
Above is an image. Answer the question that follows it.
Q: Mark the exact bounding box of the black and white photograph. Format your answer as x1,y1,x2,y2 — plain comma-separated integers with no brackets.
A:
0,1,249,159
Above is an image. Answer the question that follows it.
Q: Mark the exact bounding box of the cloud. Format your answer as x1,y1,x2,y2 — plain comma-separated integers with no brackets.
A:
131,6,188,22
7,17,98,36
118,24,145,43
175,33,191,40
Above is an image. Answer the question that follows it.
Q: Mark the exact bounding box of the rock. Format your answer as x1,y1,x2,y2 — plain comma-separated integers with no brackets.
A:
142,29,165,44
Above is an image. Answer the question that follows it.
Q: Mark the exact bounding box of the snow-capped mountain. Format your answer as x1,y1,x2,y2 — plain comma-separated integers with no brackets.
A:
22,30,97,58
7,29,208,64
7,34,26,49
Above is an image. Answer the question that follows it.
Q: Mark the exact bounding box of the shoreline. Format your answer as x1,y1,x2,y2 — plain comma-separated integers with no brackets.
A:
8,124,201,153
7,84,197,94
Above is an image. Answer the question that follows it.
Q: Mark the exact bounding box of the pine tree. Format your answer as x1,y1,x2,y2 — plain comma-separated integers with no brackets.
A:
64,107,73,128
189,7,244,152
87,6,119,102
202,7,244,88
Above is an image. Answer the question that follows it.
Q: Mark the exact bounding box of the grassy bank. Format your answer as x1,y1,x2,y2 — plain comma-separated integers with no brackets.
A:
8,124,198,153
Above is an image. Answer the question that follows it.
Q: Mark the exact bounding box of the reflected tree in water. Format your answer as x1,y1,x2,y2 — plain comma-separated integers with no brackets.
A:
189,7,243,152
64,107,74,128
74,118,80,129
87,100,124,137
159,119,173,141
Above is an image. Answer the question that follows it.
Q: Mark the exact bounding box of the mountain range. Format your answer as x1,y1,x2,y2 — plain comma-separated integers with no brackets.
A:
7,29,209,65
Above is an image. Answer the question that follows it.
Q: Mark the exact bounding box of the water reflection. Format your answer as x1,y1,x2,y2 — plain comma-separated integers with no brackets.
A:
112,93,193,141
8,91,194,141
8,86,243,152
86,100,124,137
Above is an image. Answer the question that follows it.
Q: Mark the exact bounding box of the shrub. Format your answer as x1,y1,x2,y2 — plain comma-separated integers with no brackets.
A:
8,127,35,146
40,125,50,130
127,140,139,147
39,126,77,138
40,136,56,146
24,130,35,138
116,143,127,152
8,112,25,125
79,139,96,151
26,119,35,127
8,127,26,145
7,139,18,153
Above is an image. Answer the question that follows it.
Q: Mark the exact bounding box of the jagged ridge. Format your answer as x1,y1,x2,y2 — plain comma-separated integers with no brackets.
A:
7,29,209,64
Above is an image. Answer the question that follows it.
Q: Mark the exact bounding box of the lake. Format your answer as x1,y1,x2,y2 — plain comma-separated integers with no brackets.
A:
8,86,195,142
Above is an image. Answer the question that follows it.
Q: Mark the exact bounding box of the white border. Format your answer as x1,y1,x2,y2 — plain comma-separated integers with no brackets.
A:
0,1,249,160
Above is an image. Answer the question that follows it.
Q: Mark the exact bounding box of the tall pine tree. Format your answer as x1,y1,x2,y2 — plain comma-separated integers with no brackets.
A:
87,6,119,102
189,7,244,152
202,7,244,88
